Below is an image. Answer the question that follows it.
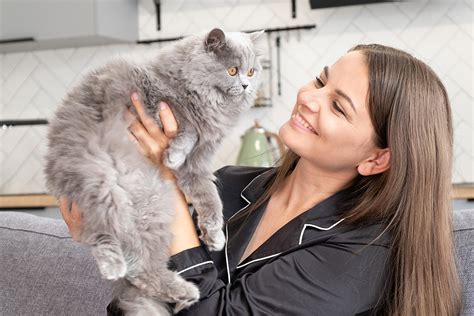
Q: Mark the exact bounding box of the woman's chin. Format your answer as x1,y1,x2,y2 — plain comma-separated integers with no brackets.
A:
279,123,299,149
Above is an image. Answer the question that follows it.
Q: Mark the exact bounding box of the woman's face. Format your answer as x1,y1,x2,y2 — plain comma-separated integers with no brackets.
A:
279,51,379,177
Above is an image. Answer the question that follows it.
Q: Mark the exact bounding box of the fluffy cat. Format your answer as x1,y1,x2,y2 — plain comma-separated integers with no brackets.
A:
44,28,263,315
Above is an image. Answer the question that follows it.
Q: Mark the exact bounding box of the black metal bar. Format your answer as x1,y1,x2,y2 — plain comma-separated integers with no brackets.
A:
0,119,48,127
309,0,391,9
267,34,273,107
245,24,315,34
292,0,296,18
0,37,35,45
276,36,281,96
136,24,316,45
154,0,161,31
137,36,183,44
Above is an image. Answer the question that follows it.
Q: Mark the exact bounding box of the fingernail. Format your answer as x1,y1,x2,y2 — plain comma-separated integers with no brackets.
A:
131,92,139,101
160,102,168,110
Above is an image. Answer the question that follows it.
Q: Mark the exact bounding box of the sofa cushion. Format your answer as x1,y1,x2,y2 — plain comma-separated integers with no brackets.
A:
454,208,474,316
0,209,472,315
0,211,112,315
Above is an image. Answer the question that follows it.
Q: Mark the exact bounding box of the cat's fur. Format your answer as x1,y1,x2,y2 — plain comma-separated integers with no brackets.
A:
44,28,263,315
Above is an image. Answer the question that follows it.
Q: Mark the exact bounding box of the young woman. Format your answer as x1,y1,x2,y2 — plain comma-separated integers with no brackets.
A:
60,44,461,315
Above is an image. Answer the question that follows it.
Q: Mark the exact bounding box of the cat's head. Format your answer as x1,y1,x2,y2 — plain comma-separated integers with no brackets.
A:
201,28,265,97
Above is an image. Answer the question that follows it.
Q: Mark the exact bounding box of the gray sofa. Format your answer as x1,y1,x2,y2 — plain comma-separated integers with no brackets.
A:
1,209,473,315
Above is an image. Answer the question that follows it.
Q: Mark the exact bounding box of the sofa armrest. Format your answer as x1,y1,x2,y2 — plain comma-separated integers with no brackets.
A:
453,208,474,316
0,211,112,315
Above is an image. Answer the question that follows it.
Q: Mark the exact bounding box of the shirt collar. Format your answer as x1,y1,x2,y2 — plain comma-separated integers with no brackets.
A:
239,167,352,220
224,167,354,282
239,168,276,203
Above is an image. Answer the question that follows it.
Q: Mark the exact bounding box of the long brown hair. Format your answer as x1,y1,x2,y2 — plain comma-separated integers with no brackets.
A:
228,44,461,315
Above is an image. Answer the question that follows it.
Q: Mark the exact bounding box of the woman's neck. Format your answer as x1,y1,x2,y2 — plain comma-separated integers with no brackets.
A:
272,159,354,217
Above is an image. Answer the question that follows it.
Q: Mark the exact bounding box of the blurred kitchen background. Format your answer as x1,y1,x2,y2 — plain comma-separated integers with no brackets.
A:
0,0,472,218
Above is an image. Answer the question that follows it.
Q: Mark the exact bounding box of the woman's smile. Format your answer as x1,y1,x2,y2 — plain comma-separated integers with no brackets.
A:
290,112,317,135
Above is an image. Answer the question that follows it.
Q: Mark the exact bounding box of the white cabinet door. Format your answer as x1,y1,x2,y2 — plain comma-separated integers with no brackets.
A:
0,0,138,53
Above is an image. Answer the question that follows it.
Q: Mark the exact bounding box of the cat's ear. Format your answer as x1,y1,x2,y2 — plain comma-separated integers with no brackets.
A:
249,30,266,57
205,28,226,53
249,30,265,43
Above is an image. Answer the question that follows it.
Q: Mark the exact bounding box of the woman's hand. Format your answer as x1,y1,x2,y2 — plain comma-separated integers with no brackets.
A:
58,197,83,241
126,92,178,181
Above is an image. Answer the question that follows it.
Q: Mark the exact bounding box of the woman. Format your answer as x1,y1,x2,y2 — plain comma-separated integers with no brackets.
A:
60,44,462,315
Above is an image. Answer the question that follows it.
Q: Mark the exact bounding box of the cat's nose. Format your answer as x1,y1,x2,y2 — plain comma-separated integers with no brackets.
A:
242,84,248,89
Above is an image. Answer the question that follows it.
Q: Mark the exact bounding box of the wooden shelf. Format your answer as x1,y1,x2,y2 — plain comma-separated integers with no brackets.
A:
453,183,474,200
0,184,472,209
0,194,58,209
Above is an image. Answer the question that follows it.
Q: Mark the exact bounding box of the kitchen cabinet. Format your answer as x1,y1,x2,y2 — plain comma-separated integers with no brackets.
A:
0,0,138,53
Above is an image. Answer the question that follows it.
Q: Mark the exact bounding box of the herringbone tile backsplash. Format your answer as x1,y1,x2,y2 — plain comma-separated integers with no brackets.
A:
0,0,472,194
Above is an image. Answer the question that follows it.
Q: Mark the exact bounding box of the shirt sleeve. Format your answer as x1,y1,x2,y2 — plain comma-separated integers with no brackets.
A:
167,238,388,316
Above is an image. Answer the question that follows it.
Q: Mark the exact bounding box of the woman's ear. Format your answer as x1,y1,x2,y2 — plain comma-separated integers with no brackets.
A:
357,148,391,176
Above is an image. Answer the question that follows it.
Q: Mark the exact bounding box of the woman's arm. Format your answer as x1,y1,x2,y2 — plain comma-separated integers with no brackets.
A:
168,185,200,254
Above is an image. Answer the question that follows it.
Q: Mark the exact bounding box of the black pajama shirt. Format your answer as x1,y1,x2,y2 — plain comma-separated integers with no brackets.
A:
108,166,391,315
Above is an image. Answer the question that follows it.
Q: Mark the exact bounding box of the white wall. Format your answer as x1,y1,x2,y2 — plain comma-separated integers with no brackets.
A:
0,0,472,194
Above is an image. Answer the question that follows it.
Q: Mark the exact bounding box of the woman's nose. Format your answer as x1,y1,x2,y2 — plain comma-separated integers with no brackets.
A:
299,91,321,113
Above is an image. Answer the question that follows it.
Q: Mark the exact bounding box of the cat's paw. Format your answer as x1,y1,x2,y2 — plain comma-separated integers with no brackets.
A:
201,230,226,251
164,150,186,170
127,275,148,290
96,255,127,280
172,282,200,313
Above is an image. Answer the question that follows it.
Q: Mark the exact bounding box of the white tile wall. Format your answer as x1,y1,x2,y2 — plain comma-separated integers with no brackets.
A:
0,0,472,194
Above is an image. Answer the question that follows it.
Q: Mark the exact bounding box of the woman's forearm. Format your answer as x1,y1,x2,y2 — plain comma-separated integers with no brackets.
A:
169,183,201,256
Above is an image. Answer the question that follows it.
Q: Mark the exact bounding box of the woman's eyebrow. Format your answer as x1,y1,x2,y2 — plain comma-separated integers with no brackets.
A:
324,66,357,114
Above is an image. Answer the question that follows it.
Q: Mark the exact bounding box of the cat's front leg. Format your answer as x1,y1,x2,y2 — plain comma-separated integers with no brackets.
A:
179,175,225,251
88,233,127,280
164,130,198,170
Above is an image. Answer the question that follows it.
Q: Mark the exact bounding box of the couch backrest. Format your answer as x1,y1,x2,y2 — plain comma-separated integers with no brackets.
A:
0,211,112,315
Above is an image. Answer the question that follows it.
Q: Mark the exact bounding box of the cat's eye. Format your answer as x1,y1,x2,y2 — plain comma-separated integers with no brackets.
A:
247,68,255,77
227,67,238,76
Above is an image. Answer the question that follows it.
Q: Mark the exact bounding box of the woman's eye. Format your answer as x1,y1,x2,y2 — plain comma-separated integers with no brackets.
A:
333,102,345,116
315,76,324,88
315,76,346,117
247,68,254,77
227,67,238,76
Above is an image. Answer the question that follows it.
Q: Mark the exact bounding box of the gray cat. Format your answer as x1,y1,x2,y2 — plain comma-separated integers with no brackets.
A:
44,28,263,315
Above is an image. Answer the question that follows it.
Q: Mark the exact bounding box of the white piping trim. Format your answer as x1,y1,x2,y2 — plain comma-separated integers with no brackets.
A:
236,252,282,269
228,169,273,222
176,260,214,275
224,170,273,284
298,217,347,245
237,217,347,270
235,217,347,270
225,224,232,284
